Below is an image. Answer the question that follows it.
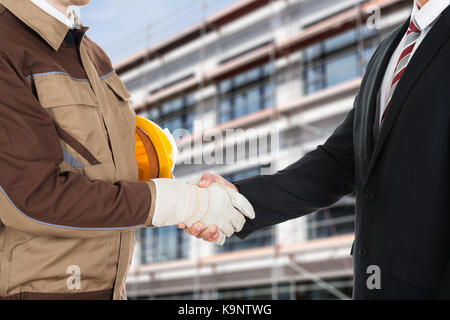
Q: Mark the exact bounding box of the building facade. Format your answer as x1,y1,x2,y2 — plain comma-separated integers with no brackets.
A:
115,0,412,299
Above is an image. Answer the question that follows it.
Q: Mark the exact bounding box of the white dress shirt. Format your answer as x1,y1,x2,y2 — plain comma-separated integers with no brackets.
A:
378,0,450,124
29,0,76,29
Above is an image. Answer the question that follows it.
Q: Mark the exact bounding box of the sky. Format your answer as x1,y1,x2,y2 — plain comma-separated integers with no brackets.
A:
78,0,239,65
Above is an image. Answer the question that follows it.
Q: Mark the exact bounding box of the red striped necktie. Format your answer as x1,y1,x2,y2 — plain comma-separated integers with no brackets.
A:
382,17,422,121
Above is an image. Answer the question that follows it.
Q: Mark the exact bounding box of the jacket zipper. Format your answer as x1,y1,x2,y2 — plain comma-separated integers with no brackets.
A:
112,233,123,299
101,114,116,169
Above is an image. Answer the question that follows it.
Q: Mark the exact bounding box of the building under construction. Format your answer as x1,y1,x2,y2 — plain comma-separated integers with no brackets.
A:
115,0,412,300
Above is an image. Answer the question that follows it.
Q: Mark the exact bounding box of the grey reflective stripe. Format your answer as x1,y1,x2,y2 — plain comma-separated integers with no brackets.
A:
0,185,143,231
26,70,116,82
99,71,115,80
26,71,90,82
62,148,84,168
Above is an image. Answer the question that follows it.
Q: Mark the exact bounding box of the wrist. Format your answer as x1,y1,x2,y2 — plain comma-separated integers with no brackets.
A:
144,180,157,227
150,179,209,227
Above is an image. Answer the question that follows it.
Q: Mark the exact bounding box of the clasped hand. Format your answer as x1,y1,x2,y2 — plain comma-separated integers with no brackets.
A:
176,173,245,244
151,173,254,245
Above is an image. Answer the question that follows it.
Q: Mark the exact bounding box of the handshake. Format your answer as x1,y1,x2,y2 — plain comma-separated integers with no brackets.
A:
151,173,255,245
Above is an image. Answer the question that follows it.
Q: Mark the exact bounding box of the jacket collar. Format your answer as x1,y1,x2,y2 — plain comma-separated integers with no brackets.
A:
0,0,87,51
363,5,450,188
357,19,409,182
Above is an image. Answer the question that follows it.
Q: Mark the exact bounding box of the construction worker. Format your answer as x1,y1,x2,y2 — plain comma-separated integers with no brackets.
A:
0,0,254,300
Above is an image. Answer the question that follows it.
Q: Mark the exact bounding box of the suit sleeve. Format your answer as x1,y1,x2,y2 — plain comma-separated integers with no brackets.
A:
235,106,356,239
0,53,154,239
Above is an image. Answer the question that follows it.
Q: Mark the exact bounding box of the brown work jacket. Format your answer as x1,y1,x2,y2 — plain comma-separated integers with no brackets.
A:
0,0,155,300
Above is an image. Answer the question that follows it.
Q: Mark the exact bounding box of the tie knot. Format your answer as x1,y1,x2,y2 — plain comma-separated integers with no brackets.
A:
408,17,421,33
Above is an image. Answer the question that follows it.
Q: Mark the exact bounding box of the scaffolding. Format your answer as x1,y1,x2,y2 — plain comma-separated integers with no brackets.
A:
110,0,411,300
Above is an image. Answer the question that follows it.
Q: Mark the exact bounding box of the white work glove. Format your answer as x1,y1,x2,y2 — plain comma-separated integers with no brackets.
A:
151,179,255,245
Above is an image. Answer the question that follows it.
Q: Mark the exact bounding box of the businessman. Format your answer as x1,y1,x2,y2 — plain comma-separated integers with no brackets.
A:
0,0,254,299
186,0,450,299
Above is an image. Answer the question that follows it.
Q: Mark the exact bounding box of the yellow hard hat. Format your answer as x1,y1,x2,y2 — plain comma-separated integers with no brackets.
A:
135,116,178,181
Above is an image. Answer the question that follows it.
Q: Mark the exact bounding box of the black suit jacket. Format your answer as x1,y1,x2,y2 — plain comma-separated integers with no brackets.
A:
235,8,450,299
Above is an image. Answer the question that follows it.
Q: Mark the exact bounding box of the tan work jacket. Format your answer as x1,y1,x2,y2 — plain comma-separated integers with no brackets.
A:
0,0,155,300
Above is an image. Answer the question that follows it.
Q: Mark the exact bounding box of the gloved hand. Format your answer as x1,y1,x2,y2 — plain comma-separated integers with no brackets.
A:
151,179,255,245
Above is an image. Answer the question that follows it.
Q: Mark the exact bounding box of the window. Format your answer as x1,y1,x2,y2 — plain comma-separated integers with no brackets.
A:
325,50,359,87
304,61,325,94
146,107,160,121
140,226,190,264
324,29,357,53
293,277,353,300
216,226,273,253
217,63,275,124
307,205,355,240
218,284,286,300
218,100,233,124
145,93,196,137
217,168,274,253
222,167,261,182
131,278,353,300
303,26,380,94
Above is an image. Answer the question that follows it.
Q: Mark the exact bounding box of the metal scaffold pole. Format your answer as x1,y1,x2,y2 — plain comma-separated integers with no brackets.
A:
354,0,365,76
193,0,209,300
140,23,152,106
287,256,351,300
268,0,280,301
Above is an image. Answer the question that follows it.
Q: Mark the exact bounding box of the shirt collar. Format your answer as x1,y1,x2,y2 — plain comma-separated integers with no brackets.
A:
30,0,76,29
412,0,450,31
0,0,88,51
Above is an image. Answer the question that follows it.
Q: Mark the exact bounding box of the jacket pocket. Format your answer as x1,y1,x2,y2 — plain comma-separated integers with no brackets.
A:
33,73,113,168
101,73,139,181
103,73,136,137
389,254,445,293
8,236,112,294
0,229,34,296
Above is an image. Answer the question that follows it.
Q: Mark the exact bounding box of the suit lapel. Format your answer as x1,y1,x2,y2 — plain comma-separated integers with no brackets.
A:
358,20,408,180
364,8,450,187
